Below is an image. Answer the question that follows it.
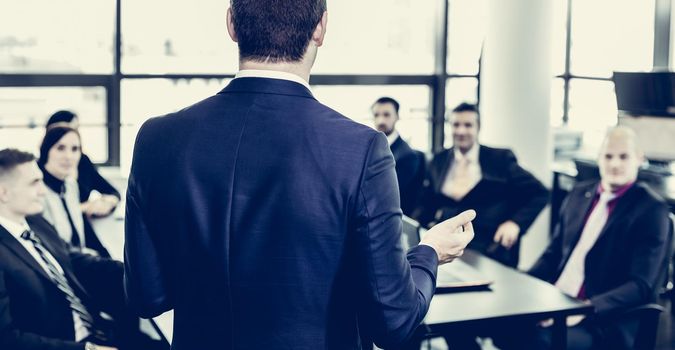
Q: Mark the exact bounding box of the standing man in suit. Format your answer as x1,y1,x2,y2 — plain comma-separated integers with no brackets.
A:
123,1,475,349
494,126,671,350
0,149,165,350
417,102,549,267
372,97,426,217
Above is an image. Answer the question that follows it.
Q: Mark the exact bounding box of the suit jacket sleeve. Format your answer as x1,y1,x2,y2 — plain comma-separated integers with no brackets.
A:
590,201,671,316
78,154,121,202
0,271,84,350
124,120,174,318
397,152,425,215
504,150,550,233
352,133,438,349
70,251,125,315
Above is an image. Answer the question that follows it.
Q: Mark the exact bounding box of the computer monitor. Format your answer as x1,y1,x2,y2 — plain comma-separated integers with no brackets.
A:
613,72,675,116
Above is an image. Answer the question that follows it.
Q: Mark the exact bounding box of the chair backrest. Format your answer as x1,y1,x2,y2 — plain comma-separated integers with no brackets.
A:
632,215,674,349
630,303,665,350
664,214,675,295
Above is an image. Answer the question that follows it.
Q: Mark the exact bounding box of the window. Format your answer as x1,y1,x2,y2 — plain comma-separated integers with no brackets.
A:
0,0,115,73
312,0,436,74
569,0,654,77
446,0,487,75
554,0,657,154
567,79,618,152
122,0,237,74
0,86,107,161
312,85,431,152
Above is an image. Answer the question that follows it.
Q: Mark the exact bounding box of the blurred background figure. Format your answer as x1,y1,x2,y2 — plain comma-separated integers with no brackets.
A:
47,110,120,219
38,126,111,257
372,97,426,217
416,102,549,268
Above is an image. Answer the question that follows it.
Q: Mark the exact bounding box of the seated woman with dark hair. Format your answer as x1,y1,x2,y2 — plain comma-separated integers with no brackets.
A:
47,110,120,218
38,126,111,257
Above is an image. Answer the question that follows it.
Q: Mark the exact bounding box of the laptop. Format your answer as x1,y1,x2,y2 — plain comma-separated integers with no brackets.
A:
401,216,493,292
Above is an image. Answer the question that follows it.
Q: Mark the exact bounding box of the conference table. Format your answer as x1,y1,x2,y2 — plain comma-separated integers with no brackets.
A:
93,210,591,349
421,250,593,350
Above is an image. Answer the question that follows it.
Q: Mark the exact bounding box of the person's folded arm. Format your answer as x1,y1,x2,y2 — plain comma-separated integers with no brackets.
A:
352,133,439,349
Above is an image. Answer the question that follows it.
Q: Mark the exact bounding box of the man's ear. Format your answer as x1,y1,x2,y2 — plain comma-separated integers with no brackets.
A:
226,7,238,43
311,11,328,47
0,184,9,204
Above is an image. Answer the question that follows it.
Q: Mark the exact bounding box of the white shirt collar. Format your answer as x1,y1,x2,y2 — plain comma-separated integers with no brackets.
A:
0,214,30,239
386,130,400,146
454,143,480,163
235,69,312,91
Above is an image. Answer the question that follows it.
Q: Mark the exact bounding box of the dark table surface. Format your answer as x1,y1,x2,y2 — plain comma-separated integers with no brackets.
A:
424,250,593,327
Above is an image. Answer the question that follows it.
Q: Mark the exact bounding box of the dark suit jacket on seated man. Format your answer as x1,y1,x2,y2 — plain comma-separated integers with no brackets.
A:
495,127,671,350
372,97,426,217
416,103,549,267
123,1,475,349
0,149,165,350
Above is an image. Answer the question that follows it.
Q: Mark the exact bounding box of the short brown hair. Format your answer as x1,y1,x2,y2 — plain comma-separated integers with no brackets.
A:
0,149,36,179
230,0,327,63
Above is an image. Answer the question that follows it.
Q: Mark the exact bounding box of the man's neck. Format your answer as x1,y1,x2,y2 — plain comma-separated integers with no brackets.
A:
457,143,476,155
239,60,311,84
602,180,636,193
0,208,25,226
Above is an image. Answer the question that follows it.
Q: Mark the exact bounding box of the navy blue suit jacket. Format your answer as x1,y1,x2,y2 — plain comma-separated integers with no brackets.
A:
124,77,439,349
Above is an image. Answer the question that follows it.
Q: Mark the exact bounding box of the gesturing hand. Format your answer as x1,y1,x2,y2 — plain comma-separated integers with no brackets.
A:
420,210,476,264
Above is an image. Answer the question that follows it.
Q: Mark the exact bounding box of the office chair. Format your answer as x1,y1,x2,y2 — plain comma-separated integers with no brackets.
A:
668,214,675,312
623,303,665,350
619,214,673,349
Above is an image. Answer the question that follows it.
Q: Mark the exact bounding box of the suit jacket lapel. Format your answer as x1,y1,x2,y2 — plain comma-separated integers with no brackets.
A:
562,183,597,261
29,223,92,301
435,149,454,193
0,226,53,283
593,184,639,245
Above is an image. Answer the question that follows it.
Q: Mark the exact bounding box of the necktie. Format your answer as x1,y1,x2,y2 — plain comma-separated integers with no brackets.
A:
20,229,99,337
58,189,81,248
555,192,616,297
447,157,472,201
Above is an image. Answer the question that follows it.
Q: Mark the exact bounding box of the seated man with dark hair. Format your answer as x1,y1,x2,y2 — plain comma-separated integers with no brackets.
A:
0,148,166,350
372,97,426,216
495,126,671,350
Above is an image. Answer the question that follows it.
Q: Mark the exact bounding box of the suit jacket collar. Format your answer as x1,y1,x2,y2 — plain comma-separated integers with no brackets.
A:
0,219,90,299
219,77,315,99
390,134,406,153
0,224,53,282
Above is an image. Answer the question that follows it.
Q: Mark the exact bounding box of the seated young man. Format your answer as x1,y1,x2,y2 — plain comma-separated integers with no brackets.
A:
0,148,167,350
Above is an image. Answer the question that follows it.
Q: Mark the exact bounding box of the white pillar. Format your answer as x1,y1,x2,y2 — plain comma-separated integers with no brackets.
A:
479,0,553,269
